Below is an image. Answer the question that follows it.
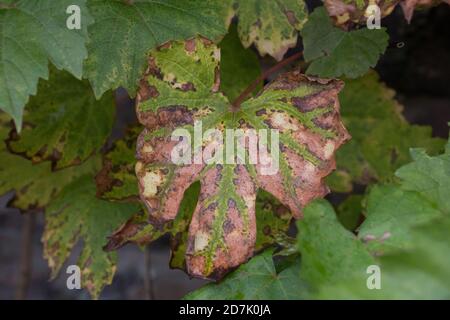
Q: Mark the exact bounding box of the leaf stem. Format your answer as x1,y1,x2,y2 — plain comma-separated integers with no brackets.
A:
232,51,303,110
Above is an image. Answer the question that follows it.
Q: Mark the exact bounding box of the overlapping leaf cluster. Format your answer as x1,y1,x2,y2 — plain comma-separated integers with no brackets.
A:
0,0,448,300
108,36,349,280
188,137,450,299
0,1,398,128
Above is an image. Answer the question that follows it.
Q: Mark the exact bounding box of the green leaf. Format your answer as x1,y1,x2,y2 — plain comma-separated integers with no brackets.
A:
396,139,450,214
297,199,375,289
358,184,442,254
318,215,450,299
357,137,450,254
43,174,140,299
301,7,388,78
185,249,309,299
327,71,445,192
8,68,115,169
316,137,450,299
219,24,261,101
234,0,308,61
0,154,100,210
84,0,233,98
131,37,349,279
0,112,101,210
0,0,92,129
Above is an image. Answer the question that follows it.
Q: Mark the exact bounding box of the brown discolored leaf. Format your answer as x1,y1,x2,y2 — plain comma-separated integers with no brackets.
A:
400,0,450,22
323,0,449,26
107,37,349,280
324,0,400,28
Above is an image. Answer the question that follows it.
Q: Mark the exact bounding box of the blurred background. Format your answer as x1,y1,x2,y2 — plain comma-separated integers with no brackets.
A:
1,4,449,300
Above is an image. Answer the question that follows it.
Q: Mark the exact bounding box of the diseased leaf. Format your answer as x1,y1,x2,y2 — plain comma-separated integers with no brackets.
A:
104,181,201,271
400,0,450,23
0,154,100,210
0,0,92,129
233,0,308,61
96,126,140,201
119,37,349,279
254,190,292,251
43,174,140,299
84,0,233,98
185,249,309,299
323,0,450,26
301,7,388,78
0,112,101,210
219,24,262,101
327,71,445,192
324,0,400,28
105,187,293,271
8,68,115,169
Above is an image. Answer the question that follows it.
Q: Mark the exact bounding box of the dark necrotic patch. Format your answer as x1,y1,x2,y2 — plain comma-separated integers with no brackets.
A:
138,81,159,101
206,202,218,212
291,90,334,113
157,105,194,128
181,82,196,92
312,117,333,130
223,218,235,235
263,225,271,236
227,198,236,209
255,109,266,116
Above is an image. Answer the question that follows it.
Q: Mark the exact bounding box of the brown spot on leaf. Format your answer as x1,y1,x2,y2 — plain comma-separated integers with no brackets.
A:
285,10,298,26
181,82,196,92
184,38,196,52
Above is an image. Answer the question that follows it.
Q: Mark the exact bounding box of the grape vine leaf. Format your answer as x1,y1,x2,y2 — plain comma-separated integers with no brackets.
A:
185,249,309,299
400,0,450,23
105,185,292,272
396,139,450,214
323,0,400,28
327,71,445,192
318,215,450,299
0,111,101,210
84,0,233,99
358,137,450,254
127,37,349,279
0,0,92,130
96,25,262,202
7,68,115,169
43,174,140,299
297,199,375,289
233,0,308,61
358,184,442,254
322,0,450,28
96,126,140,201
313,139,450,299
301,7,388,78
